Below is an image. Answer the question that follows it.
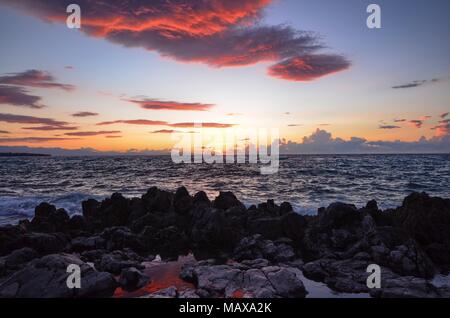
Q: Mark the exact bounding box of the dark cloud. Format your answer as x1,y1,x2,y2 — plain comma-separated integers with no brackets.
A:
409,120,425,128
0,70,75,91
393,119,406,123
0,0,349,82
151,129,182,134
0,137,80,143
267,54,350,82
0,113,69,126
392,77,442,89
22,126,79,131
280,129,450,154
127,98,213,111
0,130,9,134
97,120,168,126
0,85,43,109
72,112,99,117
441,112,449,119
64,131,121,137
379,125,401,129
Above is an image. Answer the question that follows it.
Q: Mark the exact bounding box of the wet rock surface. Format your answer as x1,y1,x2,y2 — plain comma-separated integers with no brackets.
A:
0,189,449,298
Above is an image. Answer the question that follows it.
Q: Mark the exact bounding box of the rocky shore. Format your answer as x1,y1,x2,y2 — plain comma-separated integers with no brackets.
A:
0,187,449,298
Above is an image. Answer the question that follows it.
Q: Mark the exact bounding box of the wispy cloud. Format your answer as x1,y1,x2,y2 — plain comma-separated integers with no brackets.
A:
72,111,99,117
288,124,303,127
393,119,406,123
0,113,69,126
64,130,121,137
1,0,350,82
392,77,441,89
97,120,168,126
409,120,425,128
0,130,9,134
0,85,43,109
441,112,449,119
96,119,234,128
0,70,75,91
0,137,80,143
169,122,235,128
127,98,214,111
22,125,79,131
379,125,401,129
150,129,182,134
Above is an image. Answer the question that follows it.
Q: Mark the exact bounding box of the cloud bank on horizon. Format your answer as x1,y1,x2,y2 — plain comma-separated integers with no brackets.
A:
0,0,350,82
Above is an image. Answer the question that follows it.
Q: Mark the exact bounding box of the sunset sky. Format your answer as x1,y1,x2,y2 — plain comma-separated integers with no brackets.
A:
0,0,449,153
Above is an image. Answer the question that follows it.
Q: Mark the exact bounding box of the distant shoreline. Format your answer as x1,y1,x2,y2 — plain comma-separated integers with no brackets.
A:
0,152,50,157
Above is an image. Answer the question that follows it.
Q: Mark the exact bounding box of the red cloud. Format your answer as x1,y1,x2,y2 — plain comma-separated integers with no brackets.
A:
267,55,350,82
1,0,349,82
127,99,213,111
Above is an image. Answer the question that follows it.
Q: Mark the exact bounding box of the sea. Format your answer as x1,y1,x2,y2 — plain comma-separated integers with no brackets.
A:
0,154,449,225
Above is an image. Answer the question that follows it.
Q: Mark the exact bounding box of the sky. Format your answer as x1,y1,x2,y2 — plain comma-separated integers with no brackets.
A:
0,0,449,154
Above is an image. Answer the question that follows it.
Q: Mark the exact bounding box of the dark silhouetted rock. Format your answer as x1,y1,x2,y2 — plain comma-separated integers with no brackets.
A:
0,253,116,298
70,236,106,253
118,267,150,291
193,191,210,206
142,187,173,212
394,192,450,268
0,247,38,276
233,235,295,263
30,203,69,233
173,186,193,215
213,192,245,211
95,250,144,275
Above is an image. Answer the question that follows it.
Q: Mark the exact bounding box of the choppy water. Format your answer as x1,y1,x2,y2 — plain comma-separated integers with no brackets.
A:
0,154,449,225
